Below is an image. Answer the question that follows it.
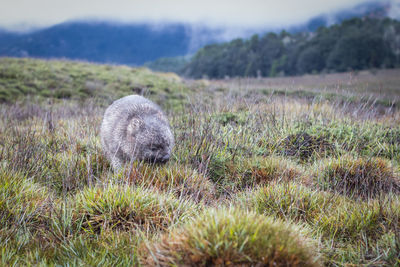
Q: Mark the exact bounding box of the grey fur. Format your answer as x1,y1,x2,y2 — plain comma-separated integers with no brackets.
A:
100,95,174,170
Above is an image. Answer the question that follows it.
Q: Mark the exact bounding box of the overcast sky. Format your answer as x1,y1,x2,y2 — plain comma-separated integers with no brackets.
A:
0,0,395,31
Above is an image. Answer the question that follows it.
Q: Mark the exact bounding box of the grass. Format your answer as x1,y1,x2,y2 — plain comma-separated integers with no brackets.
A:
0,168,52,230
141,207,322,266
236,183,400,265
315,156,400,199
0,57,188,111
0,57,399,266
73,184,197,234
119,162,216,203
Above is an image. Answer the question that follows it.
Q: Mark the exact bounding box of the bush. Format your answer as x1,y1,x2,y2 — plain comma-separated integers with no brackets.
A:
141,207,322,266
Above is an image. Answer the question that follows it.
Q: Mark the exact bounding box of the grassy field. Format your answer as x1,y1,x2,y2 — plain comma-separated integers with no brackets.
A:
0,57,399,266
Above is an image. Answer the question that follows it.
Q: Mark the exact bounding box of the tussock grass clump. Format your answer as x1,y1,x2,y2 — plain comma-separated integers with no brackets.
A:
205,155,304,194
238,183,335,225
316,156,400,199
0,168,53,228
240,183,399,241
142,207,322,267
123,162,216,202
48,230,141,266
48,148,109,193
241,156,304,186
283,132,333,161
73,184,197,233
238,183,400,265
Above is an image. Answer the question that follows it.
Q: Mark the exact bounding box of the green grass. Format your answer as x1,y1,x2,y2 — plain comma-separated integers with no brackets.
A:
141,207,322,266
73,184,197,234
315,156,400,199
0,57,399,266
0,57,188,111
236,183,400,265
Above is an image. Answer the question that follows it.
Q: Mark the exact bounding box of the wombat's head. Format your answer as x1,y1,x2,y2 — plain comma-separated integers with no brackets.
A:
125,112,174,164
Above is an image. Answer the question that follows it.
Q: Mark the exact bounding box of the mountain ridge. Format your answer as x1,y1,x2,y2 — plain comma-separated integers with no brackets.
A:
0,1,396,65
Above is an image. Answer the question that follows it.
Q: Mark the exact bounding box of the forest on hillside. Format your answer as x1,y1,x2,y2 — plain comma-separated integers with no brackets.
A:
180,18,400,78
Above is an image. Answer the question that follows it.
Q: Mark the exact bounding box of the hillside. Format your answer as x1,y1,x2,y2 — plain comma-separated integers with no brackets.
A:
183,17,400,78
0,1,395,66
0,57,187,110
0,22,192,65
0,58,399,266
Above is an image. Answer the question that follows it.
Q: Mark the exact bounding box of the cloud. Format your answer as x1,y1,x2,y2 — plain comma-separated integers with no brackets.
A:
0,0,382,31
388,0,400,19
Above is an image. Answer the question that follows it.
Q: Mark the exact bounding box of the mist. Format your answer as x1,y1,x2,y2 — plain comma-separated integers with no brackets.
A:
0,0,388,32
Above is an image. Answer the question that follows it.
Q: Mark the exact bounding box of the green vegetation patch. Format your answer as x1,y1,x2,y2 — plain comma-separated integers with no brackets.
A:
204,154,304,194
238,183,400,265
0,57,188,110
119,162,216,203
0,168,53,229
316,156,400,199
141,207,322,267
73,184,197,234
282,132,334,161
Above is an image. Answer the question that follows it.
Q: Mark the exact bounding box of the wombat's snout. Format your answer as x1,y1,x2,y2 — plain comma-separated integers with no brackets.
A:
146,155,170,164
160,155,170,163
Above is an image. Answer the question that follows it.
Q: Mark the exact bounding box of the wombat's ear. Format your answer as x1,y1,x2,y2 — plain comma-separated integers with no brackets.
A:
127,118,143,135
155,111,169,124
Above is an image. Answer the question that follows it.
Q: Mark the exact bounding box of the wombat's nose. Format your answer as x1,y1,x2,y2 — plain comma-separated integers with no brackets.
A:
160,155,170,163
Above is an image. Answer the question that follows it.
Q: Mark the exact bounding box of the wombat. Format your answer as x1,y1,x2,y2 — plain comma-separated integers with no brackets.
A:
100,95,174,170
